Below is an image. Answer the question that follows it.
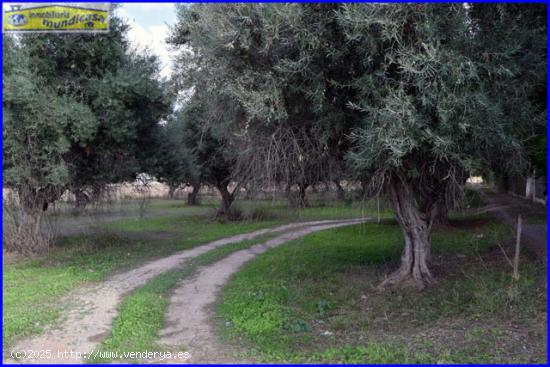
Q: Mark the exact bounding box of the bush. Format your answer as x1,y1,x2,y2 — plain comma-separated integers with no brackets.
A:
3,201,57,254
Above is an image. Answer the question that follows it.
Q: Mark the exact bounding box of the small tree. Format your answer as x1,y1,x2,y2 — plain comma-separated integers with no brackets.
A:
4,12,171,251
153,114,198,200
177,94,241,215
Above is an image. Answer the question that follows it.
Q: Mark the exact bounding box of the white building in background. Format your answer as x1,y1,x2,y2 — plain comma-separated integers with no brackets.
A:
466,176,484,184
525,173,547,205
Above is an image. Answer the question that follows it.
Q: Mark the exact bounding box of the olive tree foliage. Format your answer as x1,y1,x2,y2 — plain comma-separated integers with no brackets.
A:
66,51,171,204
178,94,242,215
169,4,545,287
152,115,198,200
3,36,98,252
340,3,545,288
17,12,171,208
169,4,361,206
469,4,547,184
3,37,97,213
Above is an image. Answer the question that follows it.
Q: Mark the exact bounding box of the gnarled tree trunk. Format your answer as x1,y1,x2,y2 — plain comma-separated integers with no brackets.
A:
360,179,368,198
297,183,309,208
187,183,200,205
286,183,309,208
167,185,177,199
10,185,60,253
217,183,235,216
73,189,90,210
285,183,293,206
379,179,436,290
334,179,346,201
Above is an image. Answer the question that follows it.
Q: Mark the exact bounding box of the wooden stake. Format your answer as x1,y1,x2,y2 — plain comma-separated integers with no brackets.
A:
513,214,522,280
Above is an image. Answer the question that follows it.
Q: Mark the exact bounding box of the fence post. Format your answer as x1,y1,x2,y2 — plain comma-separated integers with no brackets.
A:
513,214,522,280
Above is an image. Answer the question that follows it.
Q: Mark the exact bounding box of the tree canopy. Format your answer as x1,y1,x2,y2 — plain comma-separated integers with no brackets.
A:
3,12,171,212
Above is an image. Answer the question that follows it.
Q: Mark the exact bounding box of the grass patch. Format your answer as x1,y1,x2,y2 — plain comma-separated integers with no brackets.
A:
3,234,139,347
218,218,546,363
3,263,91,345
244,343,434,364
90,233,275,363
106,199,386,233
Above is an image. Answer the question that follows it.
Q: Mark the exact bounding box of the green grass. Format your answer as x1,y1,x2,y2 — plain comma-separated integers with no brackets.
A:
106,199,389,234
3,262,92,345
90,233,276,363
48,197,217,218
106,214,281,241
218,216,546,363
244,343,435,364
233,200,392,222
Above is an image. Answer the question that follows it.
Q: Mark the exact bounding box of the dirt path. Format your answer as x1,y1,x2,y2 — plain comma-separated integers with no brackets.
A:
4,218,365,364
478,190,547,259
158,218,368,364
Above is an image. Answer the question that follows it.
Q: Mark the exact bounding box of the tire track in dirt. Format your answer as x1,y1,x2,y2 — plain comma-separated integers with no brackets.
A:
157,218,368,364
4,219,364,364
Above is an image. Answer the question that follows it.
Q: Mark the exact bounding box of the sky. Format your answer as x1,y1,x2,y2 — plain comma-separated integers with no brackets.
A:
116,3,178,79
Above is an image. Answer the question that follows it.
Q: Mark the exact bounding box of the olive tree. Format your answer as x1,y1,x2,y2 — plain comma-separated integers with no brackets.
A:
158,92,241,215
3,37,97,251
19,13,171,208
341,3,545,288
169,4,361,207
3,13,171,251
152,114,198,200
